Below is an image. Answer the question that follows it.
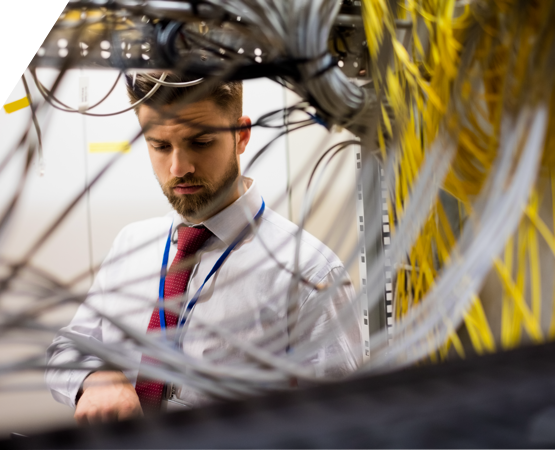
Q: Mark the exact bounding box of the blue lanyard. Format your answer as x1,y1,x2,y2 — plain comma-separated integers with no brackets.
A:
158,199,265,341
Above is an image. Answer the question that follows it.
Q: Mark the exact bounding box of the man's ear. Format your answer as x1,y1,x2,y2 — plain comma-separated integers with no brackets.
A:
236,116,251,156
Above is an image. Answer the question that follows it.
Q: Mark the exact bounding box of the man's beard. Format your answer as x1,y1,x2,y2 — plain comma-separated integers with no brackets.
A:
159,153,240,221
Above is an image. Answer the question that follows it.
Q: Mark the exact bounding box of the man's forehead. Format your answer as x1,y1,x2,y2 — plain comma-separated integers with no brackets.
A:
139,99,223,127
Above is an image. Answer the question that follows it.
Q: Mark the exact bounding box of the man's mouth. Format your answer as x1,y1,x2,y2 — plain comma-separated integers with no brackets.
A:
173,184,204,195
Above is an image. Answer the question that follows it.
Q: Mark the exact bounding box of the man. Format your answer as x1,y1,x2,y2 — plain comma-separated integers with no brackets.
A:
46,73,362,424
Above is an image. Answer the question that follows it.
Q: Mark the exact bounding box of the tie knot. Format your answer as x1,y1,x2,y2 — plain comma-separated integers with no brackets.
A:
177,225,212,255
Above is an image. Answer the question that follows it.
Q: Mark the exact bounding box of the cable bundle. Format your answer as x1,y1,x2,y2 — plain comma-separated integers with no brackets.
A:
360,0,555,362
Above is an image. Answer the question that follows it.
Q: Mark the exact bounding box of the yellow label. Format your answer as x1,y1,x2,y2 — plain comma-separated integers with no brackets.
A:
3,97,30,114
88,141,131,153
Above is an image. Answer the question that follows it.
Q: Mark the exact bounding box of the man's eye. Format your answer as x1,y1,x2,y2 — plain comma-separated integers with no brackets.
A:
193,140,213,148
153,145,171,151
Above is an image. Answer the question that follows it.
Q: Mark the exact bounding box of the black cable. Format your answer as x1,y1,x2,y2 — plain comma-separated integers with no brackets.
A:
21,73,43,162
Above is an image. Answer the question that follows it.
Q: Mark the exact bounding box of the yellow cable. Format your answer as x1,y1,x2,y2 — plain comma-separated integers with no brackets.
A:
494,258,543,343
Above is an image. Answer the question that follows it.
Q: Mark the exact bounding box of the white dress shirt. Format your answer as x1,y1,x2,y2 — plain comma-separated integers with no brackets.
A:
46,177,362,409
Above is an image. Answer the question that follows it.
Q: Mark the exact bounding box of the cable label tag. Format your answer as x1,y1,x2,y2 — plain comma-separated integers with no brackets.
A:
4,97,30,114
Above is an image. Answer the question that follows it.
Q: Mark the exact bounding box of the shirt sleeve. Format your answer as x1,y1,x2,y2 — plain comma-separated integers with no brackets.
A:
291,266,363,381
44,234,121,408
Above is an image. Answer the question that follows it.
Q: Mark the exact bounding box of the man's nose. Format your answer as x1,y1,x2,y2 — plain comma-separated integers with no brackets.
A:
170,149,195,178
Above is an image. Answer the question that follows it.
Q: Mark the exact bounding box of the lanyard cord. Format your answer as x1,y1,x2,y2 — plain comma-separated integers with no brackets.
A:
158,198,266,342
158,223,173,339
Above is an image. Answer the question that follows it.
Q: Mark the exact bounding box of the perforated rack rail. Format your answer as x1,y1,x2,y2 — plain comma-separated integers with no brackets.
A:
5,341,555,448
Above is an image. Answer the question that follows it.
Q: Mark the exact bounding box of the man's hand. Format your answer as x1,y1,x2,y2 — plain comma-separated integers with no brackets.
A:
74,371,143,425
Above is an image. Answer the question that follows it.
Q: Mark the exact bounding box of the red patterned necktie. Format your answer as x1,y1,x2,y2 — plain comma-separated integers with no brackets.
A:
135,225,212,414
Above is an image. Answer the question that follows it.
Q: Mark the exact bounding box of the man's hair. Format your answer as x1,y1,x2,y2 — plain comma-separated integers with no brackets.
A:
125,72,243,120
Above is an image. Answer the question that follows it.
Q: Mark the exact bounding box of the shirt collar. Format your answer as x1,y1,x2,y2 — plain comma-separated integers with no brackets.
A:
172,176,263,246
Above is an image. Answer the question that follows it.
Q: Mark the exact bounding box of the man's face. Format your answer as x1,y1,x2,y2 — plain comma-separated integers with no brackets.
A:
138,99,251,222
